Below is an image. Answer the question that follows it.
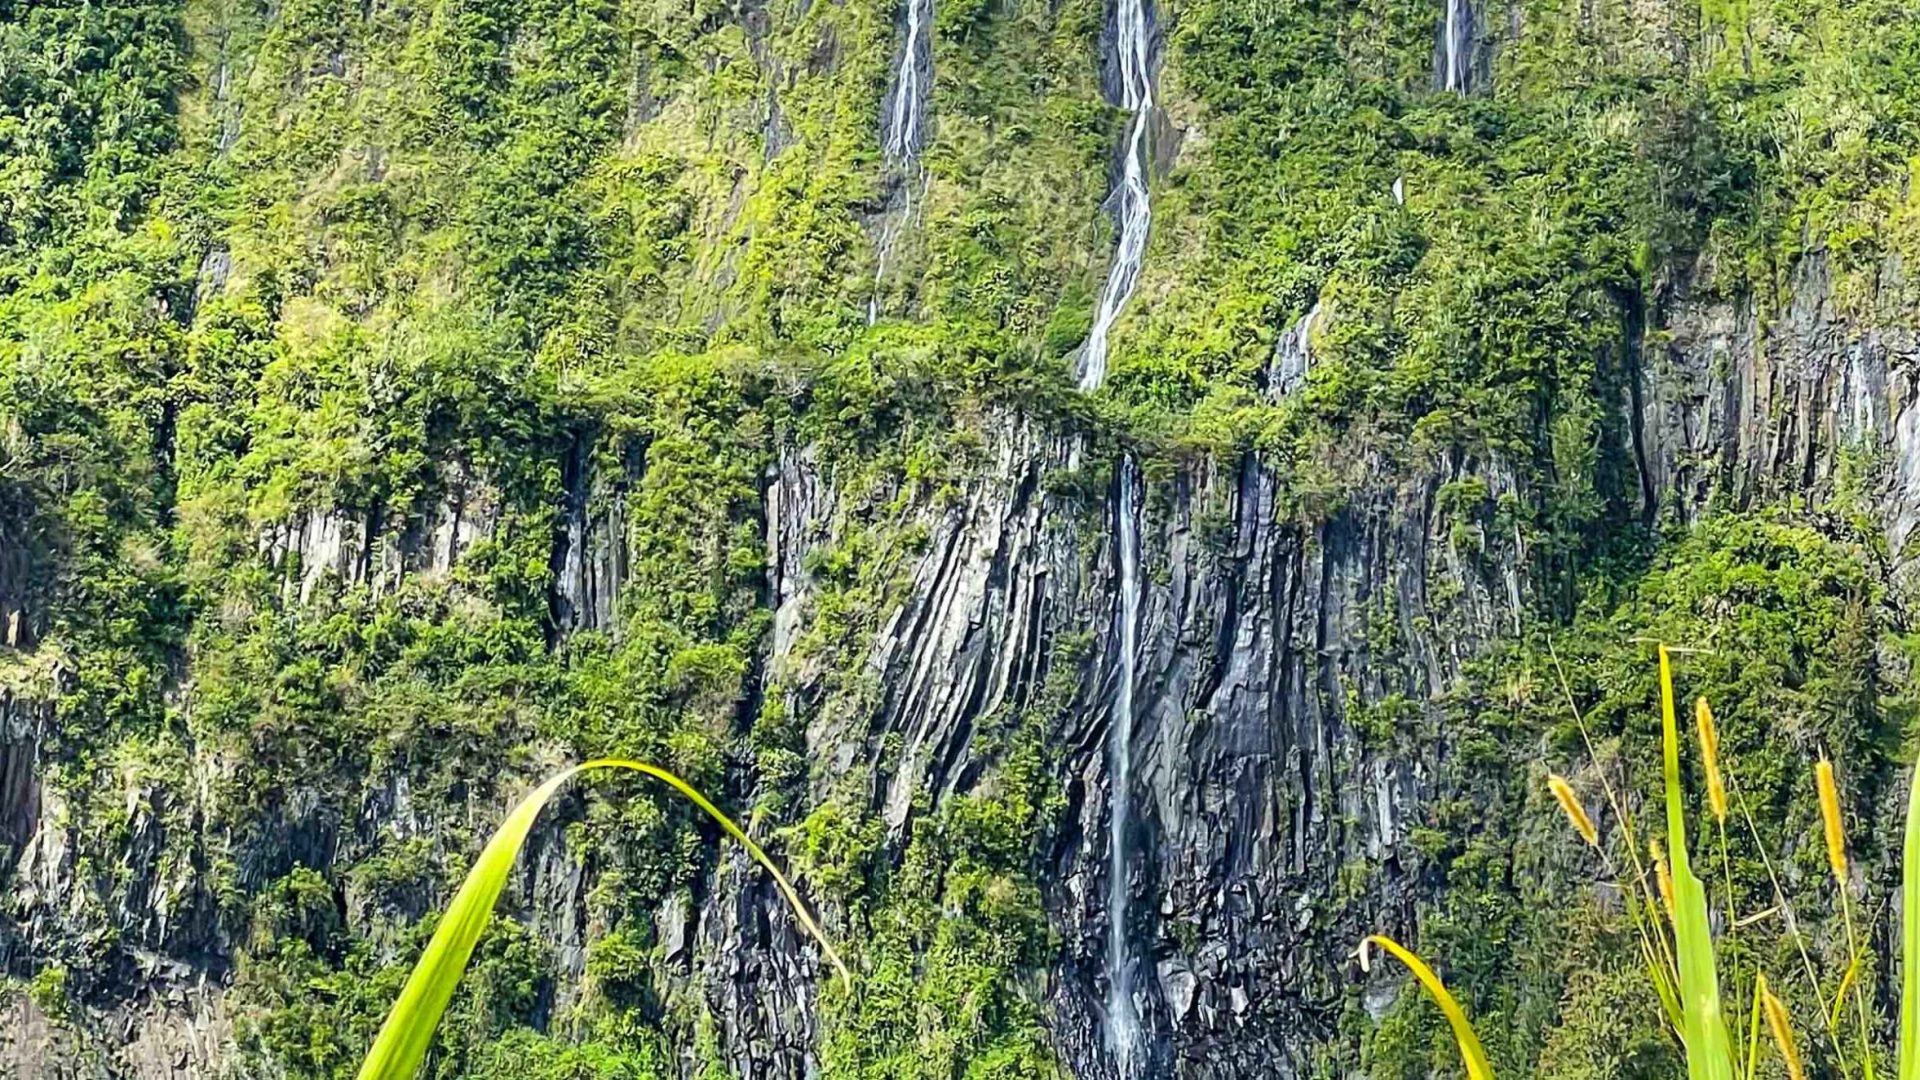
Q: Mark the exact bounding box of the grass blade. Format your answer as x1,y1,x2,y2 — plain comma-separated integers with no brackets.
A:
1818,757,1877,1080
1644,930,1685,1035
1833,953,1861,1034
355,758,848,1080
1362,934,1496,1080
1660,646,1736,1080
1903,762,1920,1080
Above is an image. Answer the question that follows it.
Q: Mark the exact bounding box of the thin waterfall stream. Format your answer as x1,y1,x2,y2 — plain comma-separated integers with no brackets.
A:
1077,0,1155,390
885,0,928,161
1106,454,1144,1075
870,0,933,323
1075,0,1156,1069
1442,0,1468,93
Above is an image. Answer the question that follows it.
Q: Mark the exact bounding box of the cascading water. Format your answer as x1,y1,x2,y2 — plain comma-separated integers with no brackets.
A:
1268,301,1319,399
1106,454,1144,1077
870,0,933,323
1442,0,1469,94
885,0,929,162
1077,0,1155,391
1074,2,1156,1069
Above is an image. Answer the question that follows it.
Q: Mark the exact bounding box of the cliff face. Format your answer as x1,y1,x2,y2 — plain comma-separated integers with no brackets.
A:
5,0,1920,1077
1648,255,1920,533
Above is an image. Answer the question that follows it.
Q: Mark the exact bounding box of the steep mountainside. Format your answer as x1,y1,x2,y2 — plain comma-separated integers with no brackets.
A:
3,0,1920,1077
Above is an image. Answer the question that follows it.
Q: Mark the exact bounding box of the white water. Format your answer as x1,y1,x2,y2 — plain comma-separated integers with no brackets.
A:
869,206,912,325
1077,0,1155,391
870,0,932,324
885,0,928,162
1270,301,1319,399
1443,0,1467,93
1107,454,1144,1076
1076,3,1155,1068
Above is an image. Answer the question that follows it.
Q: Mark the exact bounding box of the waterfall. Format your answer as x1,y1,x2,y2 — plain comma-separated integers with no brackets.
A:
1077,2,1156,1067
1443,0,1469,94
870,0,933,323
1106,453,1144,1075
885,0,930,163
1077,0,1155,391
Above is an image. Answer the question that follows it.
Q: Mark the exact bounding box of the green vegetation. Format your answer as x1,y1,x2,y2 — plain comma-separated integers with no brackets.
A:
1361,934,1495,1080
1367,645,1920,1080
1352,512,1917,1078
1904,767,1920,1079
5,0,1920,1075
1657,647,1736,1080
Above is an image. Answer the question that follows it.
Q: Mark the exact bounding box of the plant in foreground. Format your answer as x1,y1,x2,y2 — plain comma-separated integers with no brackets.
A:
1652,646,1737,1080
1817,757,1877,1080
1904,743,1920,1080
1548,648,1905,1079
354,758,849,1080
1761,974,1806,1080
1358,934,1495,1080
1362,644,1920,1080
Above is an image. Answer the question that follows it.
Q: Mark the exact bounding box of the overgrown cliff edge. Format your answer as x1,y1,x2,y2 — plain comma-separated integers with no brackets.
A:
4,0,1920,1076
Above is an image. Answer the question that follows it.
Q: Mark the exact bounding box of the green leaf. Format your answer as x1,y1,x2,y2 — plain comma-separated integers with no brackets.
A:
355,758,849,1080
1901,761,1920,1080
1363,933,1496,1080
1660,647,1736,1080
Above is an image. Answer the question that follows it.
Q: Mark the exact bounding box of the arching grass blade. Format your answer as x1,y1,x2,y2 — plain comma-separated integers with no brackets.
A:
355,758,848,1080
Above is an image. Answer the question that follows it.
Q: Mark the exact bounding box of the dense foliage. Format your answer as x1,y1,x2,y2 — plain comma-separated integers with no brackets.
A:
3,0,1919,1075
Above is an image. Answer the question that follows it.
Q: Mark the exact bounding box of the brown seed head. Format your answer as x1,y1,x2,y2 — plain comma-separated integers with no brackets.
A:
1816,758,1848,886
1548,774,1598,848
1760,977,1804,1080
1695,697,1726,822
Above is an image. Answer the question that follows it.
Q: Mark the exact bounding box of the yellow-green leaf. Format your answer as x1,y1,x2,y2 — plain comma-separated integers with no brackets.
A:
1660,646,1736,1080
355,758,848,1080
1363,933,1495,1080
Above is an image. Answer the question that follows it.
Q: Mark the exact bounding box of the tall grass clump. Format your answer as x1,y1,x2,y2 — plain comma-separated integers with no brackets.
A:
1541,646,1915,1080
354,759,848,1080
1360,643,1920,1080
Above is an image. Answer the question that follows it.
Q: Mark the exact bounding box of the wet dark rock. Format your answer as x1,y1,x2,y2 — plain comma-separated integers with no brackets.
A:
6,252,1920,1077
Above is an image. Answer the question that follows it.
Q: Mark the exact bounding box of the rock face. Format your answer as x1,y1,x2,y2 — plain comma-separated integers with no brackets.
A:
255,463,502,603
814,435,1523,1077
698,252,1920,1078
5,0,1920,1069
596,384,1516,1079
0,681,47,882
3,245,1918,1077
553,435,641,637
1643,254,1920,536
0,650,233,1079
0,986,230,1080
